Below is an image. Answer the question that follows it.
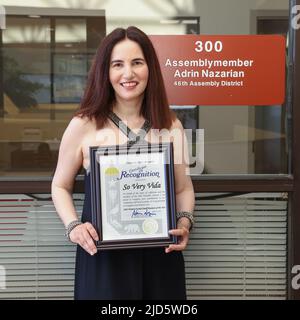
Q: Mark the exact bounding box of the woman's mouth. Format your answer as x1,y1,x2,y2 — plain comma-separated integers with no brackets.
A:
120,81,138,88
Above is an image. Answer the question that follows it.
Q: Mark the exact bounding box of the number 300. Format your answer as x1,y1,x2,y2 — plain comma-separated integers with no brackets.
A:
195,40,223,53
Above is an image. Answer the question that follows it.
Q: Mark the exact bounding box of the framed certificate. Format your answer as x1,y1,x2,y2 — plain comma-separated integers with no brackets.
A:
90,143,177,250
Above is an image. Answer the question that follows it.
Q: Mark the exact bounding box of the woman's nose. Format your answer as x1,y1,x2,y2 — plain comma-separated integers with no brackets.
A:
123,65,134,78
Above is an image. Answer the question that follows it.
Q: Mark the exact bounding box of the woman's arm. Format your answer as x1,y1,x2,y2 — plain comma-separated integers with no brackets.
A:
165,119,195,253
51,117,98,255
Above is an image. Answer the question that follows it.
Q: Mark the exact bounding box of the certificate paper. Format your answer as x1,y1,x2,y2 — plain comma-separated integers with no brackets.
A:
100,152,168,241
90,143,177,250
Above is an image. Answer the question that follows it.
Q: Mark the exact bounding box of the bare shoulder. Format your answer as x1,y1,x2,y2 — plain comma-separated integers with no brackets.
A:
68,116,91,131
170,117,184,131
64,116,94,137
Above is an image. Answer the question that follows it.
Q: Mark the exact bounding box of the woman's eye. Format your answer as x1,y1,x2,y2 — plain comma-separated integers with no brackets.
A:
112,63,122,68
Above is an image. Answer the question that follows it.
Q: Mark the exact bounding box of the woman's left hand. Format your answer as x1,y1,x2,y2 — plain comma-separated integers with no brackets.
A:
165,224,190,254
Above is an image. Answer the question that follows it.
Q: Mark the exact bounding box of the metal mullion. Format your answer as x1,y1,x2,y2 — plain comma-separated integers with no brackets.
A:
0,176,294,194
289,0,300,301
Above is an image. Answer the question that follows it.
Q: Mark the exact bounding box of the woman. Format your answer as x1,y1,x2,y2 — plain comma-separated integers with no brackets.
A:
51,26,195,300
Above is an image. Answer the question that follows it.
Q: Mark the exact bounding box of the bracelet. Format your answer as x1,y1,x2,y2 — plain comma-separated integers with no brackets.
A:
176,211,194,231
65,220,82,241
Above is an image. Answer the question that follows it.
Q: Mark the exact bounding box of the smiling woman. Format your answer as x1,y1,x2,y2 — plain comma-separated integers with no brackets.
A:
51,26,195,300
75,26,176,130
109,38,149,107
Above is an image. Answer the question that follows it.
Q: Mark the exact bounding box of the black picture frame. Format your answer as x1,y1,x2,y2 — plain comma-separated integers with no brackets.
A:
90,142,178,250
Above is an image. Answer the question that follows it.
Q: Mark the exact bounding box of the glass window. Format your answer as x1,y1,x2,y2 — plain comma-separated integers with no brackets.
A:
0,10,105,176
0,0,290,176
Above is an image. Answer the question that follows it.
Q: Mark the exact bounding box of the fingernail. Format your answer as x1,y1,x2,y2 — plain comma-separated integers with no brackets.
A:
90,251,94,256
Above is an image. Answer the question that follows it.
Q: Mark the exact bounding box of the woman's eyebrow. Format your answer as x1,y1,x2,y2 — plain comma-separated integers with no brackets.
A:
110,58,145,64
110,59,123,64
132,58,145,62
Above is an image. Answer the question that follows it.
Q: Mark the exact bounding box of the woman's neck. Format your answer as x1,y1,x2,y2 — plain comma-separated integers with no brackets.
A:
112,99,143,121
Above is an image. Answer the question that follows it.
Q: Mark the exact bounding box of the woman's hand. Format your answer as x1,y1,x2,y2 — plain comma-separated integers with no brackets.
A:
69,222,99,256
165,220,190,254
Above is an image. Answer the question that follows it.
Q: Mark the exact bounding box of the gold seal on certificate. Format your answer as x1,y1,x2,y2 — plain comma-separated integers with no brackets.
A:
142,219,159,235
90,143,177,250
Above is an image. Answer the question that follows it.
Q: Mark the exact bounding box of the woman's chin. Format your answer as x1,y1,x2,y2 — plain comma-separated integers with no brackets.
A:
116,93,144,103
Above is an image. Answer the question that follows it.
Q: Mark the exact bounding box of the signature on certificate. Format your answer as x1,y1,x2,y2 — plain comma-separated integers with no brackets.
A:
131,209,157,218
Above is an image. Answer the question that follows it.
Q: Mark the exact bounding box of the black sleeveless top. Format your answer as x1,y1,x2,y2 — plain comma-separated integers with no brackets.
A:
74,112,186,300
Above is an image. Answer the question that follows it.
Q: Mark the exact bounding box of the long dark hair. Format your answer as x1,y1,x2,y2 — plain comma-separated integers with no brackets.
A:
75,26,176,129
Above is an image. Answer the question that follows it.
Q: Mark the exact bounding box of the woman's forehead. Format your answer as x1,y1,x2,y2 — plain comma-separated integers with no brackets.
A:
110,39,144,60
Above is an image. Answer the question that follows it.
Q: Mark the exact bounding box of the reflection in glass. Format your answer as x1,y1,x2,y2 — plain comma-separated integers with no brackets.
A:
53,53,89,104
0,13,105,176
0,1,290,176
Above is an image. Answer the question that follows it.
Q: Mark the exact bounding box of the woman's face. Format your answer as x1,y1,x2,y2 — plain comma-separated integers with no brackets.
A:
109,38,149,104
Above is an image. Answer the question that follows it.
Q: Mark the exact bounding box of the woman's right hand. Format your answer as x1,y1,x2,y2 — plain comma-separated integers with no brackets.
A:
69,222,99,256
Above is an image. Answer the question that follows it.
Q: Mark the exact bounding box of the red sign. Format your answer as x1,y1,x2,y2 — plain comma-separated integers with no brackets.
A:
150,35,286,105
